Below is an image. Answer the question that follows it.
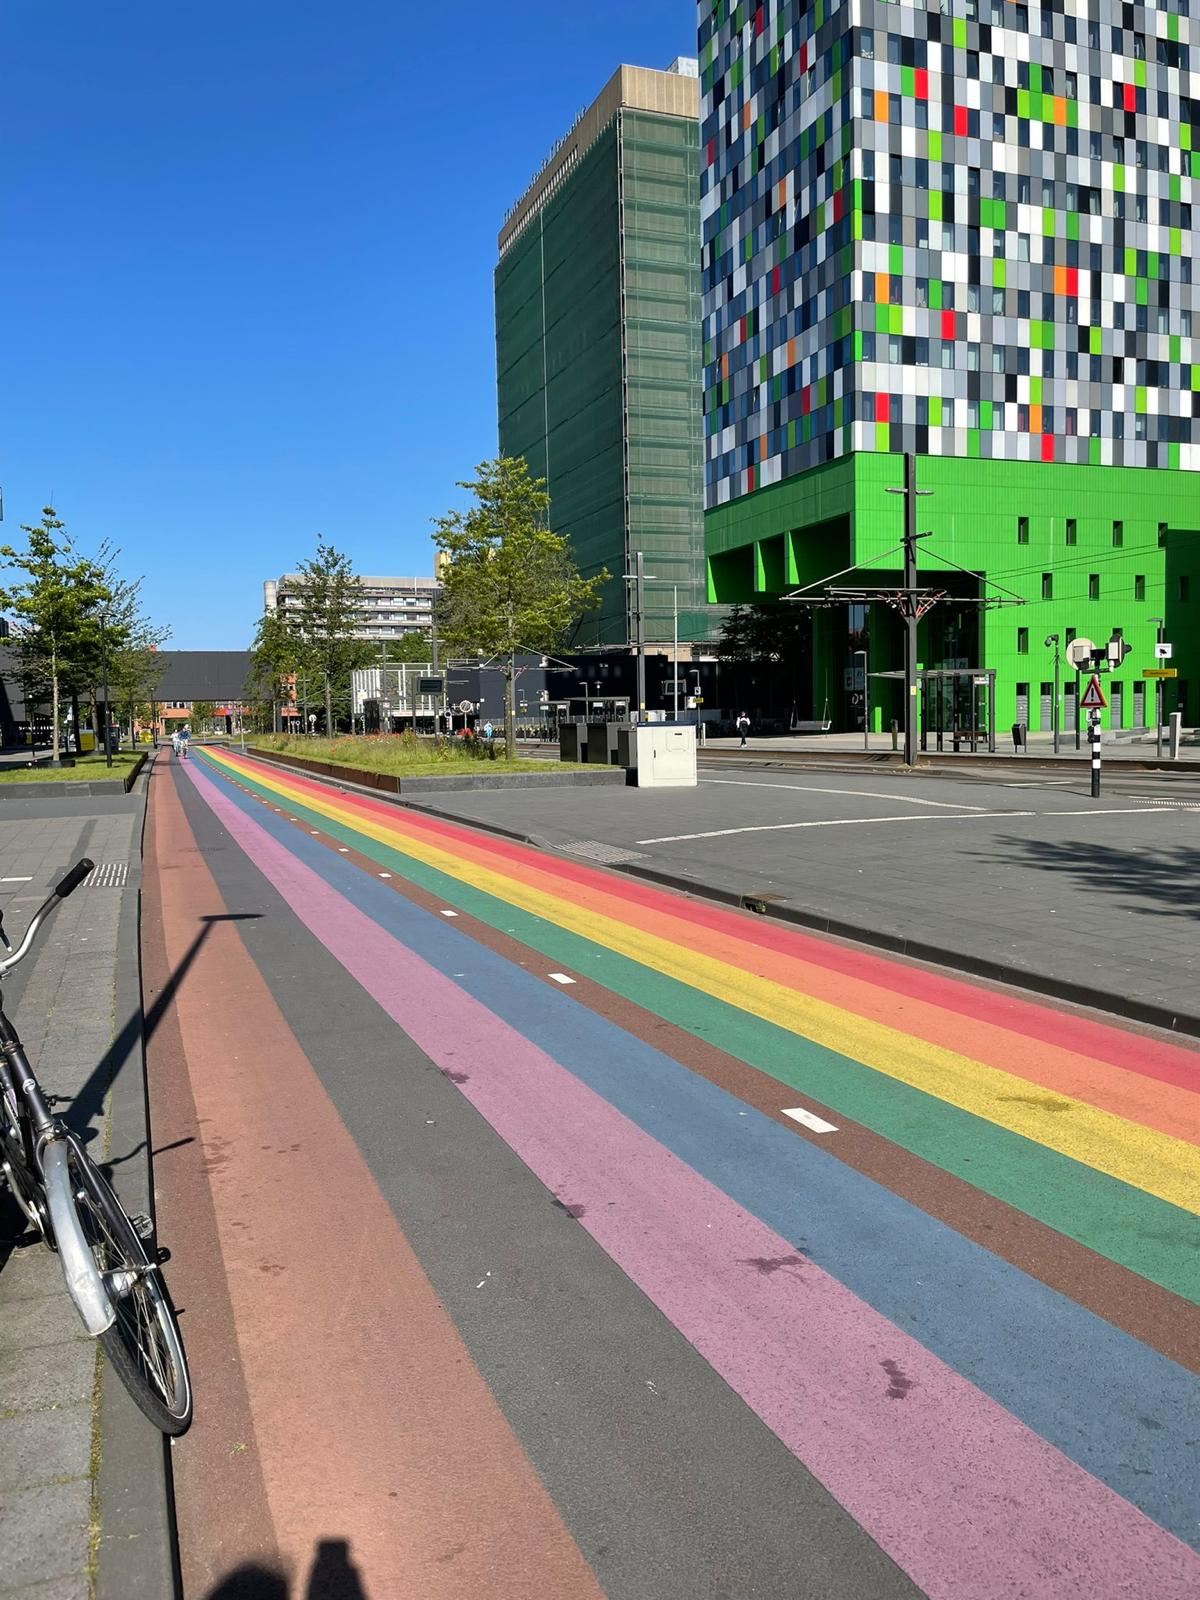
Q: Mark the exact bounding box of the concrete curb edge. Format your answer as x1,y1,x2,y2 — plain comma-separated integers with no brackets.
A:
94,755,182,1600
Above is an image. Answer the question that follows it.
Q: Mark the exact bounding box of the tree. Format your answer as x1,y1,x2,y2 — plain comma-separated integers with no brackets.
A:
433,458,607,759
189,700,216,732
109,643,168,743
0,509,109,763
289,544,374,734
716,602,808,663
388,630,433,664
247,606,302,730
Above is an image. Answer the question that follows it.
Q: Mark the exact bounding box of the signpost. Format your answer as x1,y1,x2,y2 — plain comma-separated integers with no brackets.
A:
1143,667,1177,679
1080,675,1106,798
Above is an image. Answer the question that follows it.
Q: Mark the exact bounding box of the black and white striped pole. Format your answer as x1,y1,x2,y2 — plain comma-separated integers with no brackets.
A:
1090,710,1102,798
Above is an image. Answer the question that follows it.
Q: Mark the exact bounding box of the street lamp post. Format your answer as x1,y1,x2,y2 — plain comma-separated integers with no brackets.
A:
1150,616,1165,757
1044,634,1061,754
853,647,869,752
100,607,112,770
579,681,589,721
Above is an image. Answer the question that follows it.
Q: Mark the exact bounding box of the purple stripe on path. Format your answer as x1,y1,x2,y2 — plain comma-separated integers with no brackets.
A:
184,761,1200,1600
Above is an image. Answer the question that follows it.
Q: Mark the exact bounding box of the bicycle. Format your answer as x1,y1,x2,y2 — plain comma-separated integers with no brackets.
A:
0,858,192,1433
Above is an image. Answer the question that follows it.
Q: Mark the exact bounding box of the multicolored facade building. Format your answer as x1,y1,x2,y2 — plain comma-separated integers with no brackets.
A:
495,61,715,649
699,0,1198,733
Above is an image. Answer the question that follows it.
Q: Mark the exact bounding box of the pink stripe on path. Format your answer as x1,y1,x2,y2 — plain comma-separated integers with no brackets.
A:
187,761,1200,1600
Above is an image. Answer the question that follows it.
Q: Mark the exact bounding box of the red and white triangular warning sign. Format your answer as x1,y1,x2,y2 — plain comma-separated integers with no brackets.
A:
1080,673,1107,711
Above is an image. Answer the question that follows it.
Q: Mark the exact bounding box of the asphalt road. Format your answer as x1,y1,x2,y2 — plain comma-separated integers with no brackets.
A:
142,750,1200,1600
405,763,1200,1029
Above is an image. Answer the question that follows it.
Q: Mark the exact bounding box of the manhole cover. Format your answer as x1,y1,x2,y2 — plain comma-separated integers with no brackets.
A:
560,840,648,865
84,862,128,889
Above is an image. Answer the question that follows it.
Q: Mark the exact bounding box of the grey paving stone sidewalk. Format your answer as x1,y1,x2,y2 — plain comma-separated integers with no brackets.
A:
0,801,141,1600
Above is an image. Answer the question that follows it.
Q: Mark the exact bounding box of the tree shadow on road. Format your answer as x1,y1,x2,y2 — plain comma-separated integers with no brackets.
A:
206,1540,369,1600
968,833,1200,919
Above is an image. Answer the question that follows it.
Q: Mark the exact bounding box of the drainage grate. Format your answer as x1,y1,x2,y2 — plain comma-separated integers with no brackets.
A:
559,840,648,865
84,862,128,889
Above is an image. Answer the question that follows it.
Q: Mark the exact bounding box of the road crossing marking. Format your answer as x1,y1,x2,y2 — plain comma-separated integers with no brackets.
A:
701,778,988,810
637,812,1035,844
782,1106,839,1134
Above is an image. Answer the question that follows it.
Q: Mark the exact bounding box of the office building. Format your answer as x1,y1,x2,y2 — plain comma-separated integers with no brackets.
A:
496,59,715,649
700,0,1197,731
263,574,439,643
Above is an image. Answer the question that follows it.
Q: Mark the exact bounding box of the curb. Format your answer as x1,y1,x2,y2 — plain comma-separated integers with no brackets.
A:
95,754,181,1600
698,747,1200,777
400,796,1200,1042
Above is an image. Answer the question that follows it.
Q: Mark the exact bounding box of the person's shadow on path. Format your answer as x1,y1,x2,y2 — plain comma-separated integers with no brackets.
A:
205,1538,368,1600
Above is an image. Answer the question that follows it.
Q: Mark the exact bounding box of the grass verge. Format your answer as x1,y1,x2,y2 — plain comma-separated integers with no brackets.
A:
0,753,143,784
247,732,577,776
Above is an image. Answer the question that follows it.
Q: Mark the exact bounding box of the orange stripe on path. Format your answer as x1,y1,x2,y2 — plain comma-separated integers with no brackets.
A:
251,765,1199,1147
149,768,603,1598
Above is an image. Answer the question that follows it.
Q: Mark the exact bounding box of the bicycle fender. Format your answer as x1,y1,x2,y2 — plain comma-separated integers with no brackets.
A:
42,1141,116,1336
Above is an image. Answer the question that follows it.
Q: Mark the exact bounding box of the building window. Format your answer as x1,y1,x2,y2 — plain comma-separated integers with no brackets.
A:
1017,517,1029,544
1089,574,1100,600
1042,573,1053,600
1134,574,1146,601
1065,518,1077,545
1017,628,1029,654
1065,627,1077,644
1182,576,1192,602
1159,522,1169,547
1112,520,1123,547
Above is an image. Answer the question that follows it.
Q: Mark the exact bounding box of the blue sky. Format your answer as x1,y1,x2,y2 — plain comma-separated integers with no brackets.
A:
0,2,695,648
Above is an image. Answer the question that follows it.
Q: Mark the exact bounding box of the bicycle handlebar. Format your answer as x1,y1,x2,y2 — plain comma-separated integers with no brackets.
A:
0,858,96,977
54,859,94,900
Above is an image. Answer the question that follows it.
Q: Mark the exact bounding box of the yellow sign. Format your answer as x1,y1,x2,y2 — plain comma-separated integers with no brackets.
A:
1143,668,1178,679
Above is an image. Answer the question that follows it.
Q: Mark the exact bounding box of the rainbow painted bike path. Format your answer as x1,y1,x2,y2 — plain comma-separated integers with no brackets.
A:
154,745,1200,1599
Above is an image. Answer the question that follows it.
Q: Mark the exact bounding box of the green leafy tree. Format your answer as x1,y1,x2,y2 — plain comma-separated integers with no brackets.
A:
0,509,109,763
247,606,302,730
716,602,807,663
189,700,216,733
388,630,434,664
433,458,607,759
110,643,168,743
289,544,374,734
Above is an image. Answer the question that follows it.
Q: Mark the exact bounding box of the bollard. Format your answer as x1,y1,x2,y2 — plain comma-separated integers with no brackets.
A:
890,718,899,752
1168,711,1183,760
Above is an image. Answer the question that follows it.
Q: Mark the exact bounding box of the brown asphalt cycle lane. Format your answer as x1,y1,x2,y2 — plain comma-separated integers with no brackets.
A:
143,764,604,1598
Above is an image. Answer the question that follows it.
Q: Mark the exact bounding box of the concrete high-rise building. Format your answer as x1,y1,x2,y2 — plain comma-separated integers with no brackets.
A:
496,60,715,649
263,574,439,642
700,0,1197,733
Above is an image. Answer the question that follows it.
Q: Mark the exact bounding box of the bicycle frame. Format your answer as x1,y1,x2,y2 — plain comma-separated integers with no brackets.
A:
0,861,117,1335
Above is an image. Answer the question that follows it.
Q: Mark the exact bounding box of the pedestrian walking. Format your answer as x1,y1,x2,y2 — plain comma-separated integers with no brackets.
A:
483,720,494,742
736,711,750,747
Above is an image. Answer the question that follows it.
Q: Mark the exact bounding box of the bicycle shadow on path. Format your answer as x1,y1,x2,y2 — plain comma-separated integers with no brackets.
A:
205,1537,370,1600
62,912,263,1150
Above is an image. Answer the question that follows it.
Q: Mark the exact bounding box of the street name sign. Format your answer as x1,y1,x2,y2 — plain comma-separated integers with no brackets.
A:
1143,668,1178,679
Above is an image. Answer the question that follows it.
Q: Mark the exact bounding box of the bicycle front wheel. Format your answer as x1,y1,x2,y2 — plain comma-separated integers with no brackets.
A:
65,1137,192,1434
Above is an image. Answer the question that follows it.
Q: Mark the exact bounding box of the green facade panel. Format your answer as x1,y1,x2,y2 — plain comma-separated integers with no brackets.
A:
707,453,1199,734
497,104,711,648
